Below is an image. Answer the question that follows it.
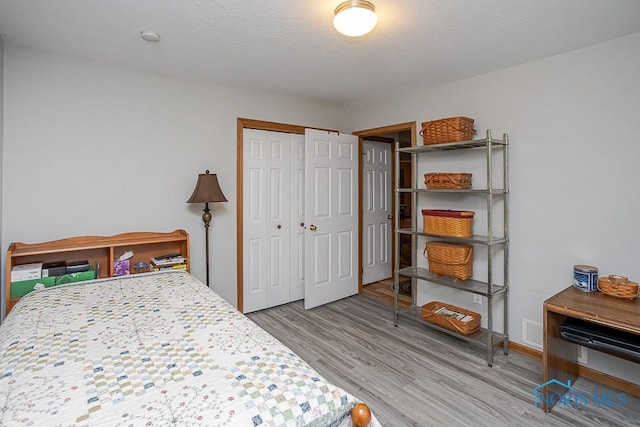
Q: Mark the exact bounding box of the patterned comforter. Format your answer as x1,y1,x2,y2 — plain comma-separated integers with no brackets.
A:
0,271,378,426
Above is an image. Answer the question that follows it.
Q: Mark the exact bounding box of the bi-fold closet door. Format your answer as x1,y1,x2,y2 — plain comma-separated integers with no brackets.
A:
243,127,359,313
243,129,305,313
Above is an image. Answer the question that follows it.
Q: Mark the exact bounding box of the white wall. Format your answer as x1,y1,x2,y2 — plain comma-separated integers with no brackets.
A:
348,32,640,382
3,33,639,383
0,44,349,318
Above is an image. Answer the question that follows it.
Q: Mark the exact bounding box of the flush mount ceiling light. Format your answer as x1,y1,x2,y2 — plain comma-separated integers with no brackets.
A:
333,0,378,37
140,30,160,42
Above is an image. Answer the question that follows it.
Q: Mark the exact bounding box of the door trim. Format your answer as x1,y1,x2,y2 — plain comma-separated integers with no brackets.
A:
362,138,394,285
237,118,416,311
353,122,417,294
236,118,336,312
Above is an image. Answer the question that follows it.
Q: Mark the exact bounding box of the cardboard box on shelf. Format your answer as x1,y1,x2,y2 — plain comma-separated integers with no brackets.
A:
11,263,43,282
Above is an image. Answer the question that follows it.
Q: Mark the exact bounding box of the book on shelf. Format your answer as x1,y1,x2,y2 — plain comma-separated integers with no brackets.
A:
150,254,186,267
152,263,187,272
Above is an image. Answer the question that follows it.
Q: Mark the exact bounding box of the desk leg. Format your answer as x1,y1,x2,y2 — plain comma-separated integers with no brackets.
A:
542,307,578,412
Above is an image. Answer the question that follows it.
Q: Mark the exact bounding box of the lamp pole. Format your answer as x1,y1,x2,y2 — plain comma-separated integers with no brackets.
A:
202,202,212,287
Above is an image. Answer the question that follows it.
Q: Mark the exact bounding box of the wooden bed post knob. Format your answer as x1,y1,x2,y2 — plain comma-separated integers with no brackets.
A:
351,403,371,427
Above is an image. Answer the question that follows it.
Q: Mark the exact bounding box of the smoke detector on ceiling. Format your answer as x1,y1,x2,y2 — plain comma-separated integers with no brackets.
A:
140,31,160,42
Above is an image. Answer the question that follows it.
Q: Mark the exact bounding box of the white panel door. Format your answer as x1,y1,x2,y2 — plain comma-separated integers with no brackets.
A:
289,134,305,301
304,129,358,309
243,129,291,313
362,140,392,285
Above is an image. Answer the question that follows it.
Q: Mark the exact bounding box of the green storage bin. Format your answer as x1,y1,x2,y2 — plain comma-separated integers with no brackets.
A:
10,276,57,298
55,269,96,285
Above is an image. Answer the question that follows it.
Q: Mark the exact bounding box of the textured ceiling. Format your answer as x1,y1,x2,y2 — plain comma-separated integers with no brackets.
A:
0,0,639,107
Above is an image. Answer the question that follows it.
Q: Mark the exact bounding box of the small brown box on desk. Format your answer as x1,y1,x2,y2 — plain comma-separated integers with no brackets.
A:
597,275,639,300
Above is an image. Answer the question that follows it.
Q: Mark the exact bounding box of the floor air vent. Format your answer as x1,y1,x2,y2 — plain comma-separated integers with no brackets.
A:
522,318,543,349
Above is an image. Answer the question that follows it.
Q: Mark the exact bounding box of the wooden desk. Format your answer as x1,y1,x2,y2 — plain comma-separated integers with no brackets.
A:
542,286,640,411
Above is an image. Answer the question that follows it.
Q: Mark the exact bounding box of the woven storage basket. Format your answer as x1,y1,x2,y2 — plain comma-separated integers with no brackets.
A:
424,173,472,190
424,241,473,281
420,117,476,145
422,209,474,237
597,275,639,300
421,301,480,335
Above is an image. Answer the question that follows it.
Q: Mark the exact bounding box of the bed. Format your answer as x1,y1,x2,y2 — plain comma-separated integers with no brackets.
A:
0,270,378,426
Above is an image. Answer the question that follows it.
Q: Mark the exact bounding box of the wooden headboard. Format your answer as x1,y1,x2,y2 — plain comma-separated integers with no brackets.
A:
5,230,190,315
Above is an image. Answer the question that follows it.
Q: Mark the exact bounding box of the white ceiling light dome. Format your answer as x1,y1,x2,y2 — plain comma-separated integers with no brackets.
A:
333,0,378,37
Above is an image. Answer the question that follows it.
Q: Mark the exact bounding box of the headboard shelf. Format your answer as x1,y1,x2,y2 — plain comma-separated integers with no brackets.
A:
5,230,190,314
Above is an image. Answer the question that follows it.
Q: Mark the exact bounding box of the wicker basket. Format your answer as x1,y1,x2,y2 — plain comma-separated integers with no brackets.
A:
420,117,476,145
424,173,472,190
597,275,639,300
422,209,474,237
424,241,473,281
421,301,480,335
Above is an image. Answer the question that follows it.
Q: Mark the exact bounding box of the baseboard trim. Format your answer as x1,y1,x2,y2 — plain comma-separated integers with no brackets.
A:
508,341,541,361
506,341,640,398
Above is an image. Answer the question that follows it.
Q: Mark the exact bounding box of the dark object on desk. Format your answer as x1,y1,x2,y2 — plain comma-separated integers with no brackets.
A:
561,317,640,362
66,260,90,273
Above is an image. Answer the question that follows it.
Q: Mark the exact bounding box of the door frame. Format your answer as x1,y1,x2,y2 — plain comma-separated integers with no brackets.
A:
353,122,417,294
236,118,336,312
236,118,416,311
361,136,394,285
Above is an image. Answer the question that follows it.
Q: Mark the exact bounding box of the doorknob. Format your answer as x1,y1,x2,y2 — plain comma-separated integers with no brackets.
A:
387,215,393,220
309,224,317,231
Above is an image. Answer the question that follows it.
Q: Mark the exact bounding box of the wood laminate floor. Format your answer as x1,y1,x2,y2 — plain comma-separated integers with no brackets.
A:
247,295,640,427
362,277,412,308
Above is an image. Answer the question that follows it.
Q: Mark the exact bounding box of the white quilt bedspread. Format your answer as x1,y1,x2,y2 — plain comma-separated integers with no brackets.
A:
0,271,379,426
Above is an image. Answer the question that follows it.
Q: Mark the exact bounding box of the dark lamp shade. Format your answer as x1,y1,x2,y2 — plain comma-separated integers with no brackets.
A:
187,172,228,203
